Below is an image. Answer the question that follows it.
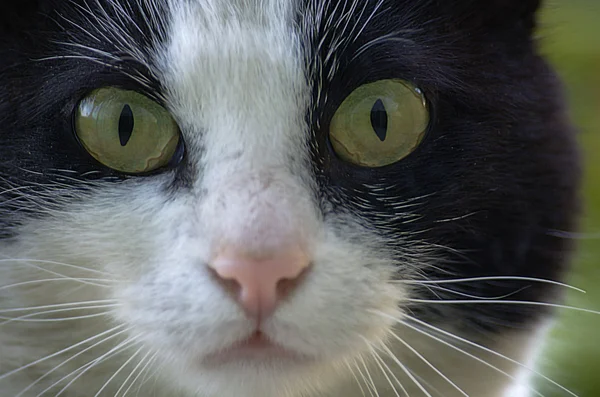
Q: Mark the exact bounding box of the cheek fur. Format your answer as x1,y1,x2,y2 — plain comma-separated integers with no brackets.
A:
0,170,409,396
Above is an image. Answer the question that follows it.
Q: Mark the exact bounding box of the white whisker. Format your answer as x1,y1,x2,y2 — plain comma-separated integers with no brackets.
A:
358,354,380,397
372,310,573,397
344,358,368,397
0,309,116,325
50,336,141,397
387,330,469,396
362,339,407,397
94,344,146,397
134,352,163,397
0,258,112,276
53,41,120,60
424,284,530,300
0,300,120,314
409,371,446,397
15,326,131,397
0,277,115,291
406,298,600,315
0,324,127,382
369,353,402,397
120,351,158,397
374,351,411,397
353,357,377,397
114,348,153,397
377,343,433,397
394,317,545,397
395,276,585,293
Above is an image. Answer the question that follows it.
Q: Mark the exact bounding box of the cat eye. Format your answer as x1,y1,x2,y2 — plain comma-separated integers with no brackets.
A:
329,79,429,168
75,88,181,174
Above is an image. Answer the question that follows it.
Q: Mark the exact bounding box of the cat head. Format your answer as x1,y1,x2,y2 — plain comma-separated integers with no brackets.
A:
0,1,579,396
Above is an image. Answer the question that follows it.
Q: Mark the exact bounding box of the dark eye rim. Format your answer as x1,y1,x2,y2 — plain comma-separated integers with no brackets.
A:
71,87,187,176
325,82,435,170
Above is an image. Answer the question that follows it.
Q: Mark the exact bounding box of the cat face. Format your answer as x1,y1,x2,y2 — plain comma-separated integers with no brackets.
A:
0,0,580,396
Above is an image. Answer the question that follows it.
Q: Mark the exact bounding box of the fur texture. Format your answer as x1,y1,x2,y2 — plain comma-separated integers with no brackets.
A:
0,0,580,396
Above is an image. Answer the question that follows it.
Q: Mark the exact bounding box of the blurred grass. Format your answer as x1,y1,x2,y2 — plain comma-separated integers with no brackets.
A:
537,1,600,396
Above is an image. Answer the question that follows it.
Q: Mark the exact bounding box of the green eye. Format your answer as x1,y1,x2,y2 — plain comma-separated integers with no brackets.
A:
75,88,181,174
329,79,429,168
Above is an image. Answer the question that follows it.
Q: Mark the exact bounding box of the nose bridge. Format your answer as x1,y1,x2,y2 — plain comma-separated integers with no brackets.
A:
202,169,315,256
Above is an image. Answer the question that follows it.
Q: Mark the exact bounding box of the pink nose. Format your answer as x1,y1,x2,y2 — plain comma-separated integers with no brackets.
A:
209,248,311,320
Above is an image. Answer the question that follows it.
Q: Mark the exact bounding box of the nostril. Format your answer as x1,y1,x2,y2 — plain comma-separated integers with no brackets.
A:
276,265,311,301
208,266,242,298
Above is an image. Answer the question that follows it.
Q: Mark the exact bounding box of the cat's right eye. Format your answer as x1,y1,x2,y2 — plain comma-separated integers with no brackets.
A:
75,88,181,174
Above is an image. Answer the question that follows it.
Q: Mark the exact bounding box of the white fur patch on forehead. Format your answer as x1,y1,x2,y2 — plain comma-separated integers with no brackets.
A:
158,0,309,177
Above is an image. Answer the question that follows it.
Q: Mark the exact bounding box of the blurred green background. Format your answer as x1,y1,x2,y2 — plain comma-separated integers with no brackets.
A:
538,1,600,396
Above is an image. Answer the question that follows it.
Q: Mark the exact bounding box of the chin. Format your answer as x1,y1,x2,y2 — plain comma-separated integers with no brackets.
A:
164,352,345,397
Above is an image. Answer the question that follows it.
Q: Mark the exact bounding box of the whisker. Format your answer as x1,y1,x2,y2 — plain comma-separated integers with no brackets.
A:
120,351,158,397
369,353,402,397
344,358,368,397
351,32,413,62
53,41,120,60
395,276,585,293
423,285,530,301
352,357,376,397
547,229,600,240
358,355,380,397
378,343,433,397
406,299,600,316
372,310,573,397
94,344,146,397
114,348,153,397
386,330,469,396
0,324,126,382
409,371,446,397
0,278,115,291
396,318,545,397
363,340,407,397
2,262,111,288
15,326,130,397
50,336,141,397
134,353,162,397
0,300,120,314
376,352,412,397
349,0,387,52
0,310,115,325
0,258,112,276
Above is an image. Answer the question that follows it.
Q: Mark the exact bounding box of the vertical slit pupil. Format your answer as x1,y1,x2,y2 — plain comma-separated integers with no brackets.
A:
119,104,134,147
370,99,388,142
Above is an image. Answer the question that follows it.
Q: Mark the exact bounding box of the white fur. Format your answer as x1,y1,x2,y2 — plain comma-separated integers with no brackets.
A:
0,0,550,396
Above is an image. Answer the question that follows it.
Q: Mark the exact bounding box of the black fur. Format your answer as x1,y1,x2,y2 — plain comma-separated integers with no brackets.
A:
304,0,580,335
0,0,580,340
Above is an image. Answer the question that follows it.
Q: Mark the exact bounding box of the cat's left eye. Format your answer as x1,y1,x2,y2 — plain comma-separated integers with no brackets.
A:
75,88,181,174
329,79,429,168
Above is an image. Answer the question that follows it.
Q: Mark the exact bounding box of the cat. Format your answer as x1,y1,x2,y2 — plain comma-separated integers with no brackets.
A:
0,0,581,396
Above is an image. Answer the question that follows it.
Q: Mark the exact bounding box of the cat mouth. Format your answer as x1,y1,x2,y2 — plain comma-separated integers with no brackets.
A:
203,331,311,365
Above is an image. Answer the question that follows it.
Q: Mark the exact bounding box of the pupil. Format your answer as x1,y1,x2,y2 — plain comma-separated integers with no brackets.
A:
119,104,134,147
370,99,388,142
